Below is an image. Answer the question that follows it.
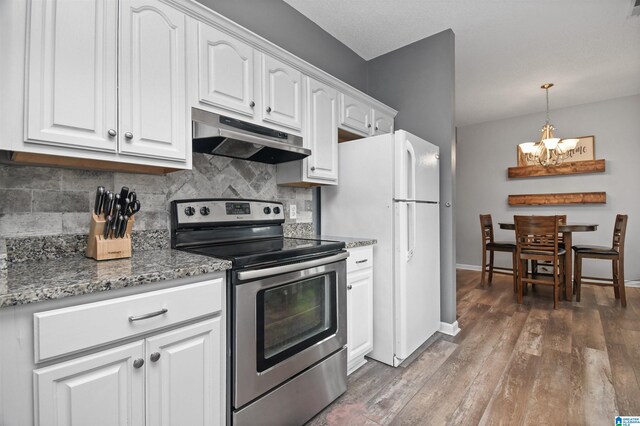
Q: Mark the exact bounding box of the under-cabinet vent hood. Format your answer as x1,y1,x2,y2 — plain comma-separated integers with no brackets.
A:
192,108,309,164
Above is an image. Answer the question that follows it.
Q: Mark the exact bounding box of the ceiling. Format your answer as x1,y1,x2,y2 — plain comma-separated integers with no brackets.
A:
283,0,640,127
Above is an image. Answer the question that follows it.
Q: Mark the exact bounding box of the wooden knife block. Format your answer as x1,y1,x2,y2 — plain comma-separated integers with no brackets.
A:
85,213,134,261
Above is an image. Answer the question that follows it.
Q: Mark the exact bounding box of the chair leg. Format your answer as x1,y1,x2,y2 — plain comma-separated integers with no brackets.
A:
512,251,518,293
575,254,582,303
612,260,620,299
619,258,627,308
553,276,558,309
517,258,524,304
488,251,495,284
481,249,487,286
560,256,566,301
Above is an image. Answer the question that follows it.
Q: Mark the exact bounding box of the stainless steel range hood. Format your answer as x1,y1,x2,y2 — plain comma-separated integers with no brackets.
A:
192,108,310,164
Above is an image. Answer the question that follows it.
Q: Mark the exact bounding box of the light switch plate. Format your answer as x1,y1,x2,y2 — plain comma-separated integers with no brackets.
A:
289,204,297,219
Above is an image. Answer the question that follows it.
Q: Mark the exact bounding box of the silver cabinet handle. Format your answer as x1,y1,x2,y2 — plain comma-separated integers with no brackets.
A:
355,259,368,264
150,352,161,362
347,284,353,290
266,106,272,113
133,358,145,369
128,308,168,322
249,101,255,108
108,129,117,137
310,166,316,171
124,132,133,139
237,252,349,281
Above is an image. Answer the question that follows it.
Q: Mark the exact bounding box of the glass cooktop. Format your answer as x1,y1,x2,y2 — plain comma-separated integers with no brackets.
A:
182,237,345,269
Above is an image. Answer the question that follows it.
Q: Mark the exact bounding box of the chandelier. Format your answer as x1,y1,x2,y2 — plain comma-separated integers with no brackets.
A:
518,83,579,166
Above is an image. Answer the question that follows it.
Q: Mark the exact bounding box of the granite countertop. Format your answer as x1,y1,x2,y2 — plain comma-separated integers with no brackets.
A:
302,235,377,249
0,249,231,308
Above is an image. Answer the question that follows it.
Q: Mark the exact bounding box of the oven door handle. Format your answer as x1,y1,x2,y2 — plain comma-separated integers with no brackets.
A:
236,251,349,281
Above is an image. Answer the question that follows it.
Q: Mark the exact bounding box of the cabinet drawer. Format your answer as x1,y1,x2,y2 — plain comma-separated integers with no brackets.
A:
34,278,224,363
347,246,373,272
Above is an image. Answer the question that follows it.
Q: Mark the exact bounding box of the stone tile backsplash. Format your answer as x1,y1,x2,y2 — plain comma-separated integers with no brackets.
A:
0,153,313,238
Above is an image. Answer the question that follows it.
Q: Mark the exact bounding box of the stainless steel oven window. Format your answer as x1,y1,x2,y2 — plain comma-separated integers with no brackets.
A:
256,273,337,372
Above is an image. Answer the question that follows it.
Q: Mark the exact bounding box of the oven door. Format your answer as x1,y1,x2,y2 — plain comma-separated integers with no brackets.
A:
233,252,348,409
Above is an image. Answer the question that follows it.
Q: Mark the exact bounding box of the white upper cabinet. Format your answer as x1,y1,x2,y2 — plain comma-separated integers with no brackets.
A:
119,0,187,161
26,0,118,152
339,93,371,136
21,0,189,169
197,23,256,118
373,108,394,135
306,78,338,182
261,54,302,131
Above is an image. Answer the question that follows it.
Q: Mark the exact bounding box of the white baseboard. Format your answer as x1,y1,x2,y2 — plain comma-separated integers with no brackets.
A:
455,264,640,288
456,263,481,271
439,321,461,336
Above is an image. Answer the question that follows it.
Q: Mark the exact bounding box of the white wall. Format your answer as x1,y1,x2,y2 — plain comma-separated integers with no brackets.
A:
456,94,640,283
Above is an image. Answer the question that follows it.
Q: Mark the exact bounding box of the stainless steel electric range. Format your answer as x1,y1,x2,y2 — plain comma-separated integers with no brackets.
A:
171,198,348,426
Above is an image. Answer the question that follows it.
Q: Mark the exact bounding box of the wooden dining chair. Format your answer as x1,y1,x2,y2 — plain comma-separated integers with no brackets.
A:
480,214,517,291
573,214,628,307
514,215,566,309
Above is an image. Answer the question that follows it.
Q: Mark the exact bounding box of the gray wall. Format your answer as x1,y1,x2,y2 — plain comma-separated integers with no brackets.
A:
456,94,640,283
196,0,368,92
366,30,457,324
0,154,312,238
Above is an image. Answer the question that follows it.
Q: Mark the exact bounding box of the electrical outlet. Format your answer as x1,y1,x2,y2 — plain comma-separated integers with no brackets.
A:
289,204,297,219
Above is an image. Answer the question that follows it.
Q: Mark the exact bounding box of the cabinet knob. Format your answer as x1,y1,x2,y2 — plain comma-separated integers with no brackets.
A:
124,132,133,140
249,100,255,108
367,123,371,128
150,352,161,362
266,106,272,113
310,166,316,171
375,126,379,131
347,284,353,290
107,129,117,137
133,358,145,369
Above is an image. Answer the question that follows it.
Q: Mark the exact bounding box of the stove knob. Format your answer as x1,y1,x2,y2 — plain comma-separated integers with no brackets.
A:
263,207,271,214
273,206,281,214
200,206,210,216
184,206,196,216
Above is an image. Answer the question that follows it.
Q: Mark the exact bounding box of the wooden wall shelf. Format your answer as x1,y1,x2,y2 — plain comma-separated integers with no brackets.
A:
507,159,605,178
508,192,606,206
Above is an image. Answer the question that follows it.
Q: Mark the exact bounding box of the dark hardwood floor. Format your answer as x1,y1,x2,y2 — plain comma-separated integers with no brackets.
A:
308,269,640,425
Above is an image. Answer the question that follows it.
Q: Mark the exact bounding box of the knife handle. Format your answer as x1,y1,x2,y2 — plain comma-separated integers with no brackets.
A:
119,215,129,238
113,194,121,216
103,215,112,239
94,186,105,215
104,192,114,219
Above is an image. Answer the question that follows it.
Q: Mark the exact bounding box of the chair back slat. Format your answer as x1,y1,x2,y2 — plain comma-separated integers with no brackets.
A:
480,214,494,246
514,215,560,257
612,214,628,254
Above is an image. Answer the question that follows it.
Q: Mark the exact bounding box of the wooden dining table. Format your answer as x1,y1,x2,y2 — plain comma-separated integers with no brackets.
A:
498,222,598,301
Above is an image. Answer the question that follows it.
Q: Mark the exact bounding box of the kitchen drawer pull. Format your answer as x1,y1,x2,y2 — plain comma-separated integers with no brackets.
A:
266,106,272,113
355,259,368,264
133,358,145,369
107,129,117,137
124,132,133,140
347,284,353,290
128,308,168,322
150,352,161,362
249,100,255,108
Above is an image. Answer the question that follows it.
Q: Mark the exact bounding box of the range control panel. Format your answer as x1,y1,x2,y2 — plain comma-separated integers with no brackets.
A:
174,199,285,225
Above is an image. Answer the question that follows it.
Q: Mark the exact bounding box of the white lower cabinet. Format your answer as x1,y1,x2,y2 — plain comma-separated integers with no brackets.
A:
346,246,374,374
30,278,226,426
34,318,222,426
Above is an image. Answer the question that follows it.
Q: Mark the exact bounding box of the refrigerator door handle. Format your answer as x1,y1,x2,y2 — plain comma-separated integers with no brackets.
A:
407,201,416,261
406,140,416,200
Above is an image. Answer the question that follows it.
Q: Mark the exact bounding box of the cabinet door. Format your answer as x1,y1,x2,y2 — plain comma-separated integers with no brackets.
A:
306,78,338,182
33,342,145,426
146,318,223,426
26,0,117,152
198,22,256,118
119,0,187,161
339,93,371,136
372,109,394,135
347,268,374,365
261,54,302,131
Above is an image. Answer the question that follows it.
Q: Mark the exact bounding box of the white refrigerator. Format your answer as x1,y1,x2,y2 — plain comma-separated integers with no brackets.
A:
322,130,440,367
